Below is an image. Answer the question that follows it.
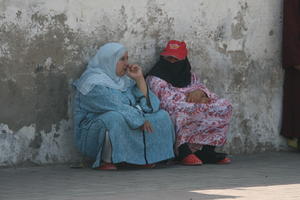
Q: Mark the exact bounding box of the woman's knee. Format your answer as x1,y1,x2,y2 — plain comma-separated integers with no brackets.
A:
148,109,172,126
100,111,126,126
161,110,173,122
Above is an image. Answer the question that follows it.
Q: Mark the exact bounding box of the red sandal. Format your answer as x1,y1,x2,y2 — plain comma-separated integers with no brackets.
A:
97,163,117,170
181,154,203,165
217,157,231,164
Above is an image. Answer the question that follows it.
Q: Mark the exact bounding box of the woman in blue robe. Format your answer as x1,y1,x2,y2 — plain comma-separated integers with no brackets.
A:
73,43,175,169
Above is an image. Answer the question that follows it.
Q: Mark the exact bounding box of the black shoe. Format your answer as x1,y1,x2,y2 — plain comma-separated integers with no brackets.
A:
177,143,192,161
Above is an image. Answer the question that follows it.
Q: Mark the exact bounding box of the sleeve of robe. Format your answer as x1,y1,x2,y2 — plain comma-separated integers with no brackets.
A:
146,76,196,113
282,0,300,68
146,74,218,112
78,85,145,129
131,85,160,113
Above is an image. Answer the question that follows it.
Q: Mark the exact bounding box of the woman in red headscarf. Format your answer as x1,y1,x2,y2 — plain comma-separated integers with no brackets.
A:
146,40,232,165
281,0,300,149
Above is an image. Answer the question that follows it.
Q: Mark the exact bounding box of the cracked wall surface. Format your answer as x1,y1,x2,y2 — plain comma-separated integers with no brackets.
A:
0,0,286,166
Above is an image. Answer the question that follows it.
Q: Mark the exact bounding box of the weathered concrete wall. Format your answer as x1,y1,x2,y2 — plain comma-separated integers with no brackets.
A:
0,0,286,166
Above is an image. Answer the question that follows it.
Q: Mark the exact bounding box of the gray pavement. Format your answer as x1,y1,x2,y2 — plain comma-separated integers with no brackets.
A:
0,151,300,200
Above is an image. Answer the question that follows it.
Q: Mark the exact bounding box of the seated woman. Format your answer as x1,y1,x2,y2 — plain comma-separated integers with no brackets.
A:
73,42,175,170
146,40,232,165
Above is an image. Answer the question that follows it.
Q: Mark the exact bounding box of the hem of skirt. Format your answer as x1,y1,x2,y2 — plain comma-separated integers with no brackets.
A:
175,140,227,149
111,153,175,165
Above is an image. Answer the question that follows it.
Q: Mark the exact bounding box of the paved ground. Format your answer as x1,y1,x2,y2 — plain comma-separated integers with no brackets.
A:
0,151,300,200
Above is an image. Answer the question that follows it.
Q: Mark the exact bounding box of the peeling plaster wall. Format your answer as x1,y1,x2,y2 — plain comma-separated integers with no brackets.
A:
0,0,286,166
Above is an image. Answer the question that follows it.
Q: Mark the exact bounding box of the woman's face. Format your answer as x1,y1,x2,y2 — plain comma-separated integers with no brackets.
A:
116,52,129,77
163,56,181,63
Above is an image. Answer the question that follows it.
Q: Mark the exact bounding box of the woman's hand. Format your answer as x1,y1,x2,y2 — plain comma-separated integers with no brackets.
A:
140,121,153,133
127,64,148,97
186,90,209,103
126,64,143,81
198,97,210,104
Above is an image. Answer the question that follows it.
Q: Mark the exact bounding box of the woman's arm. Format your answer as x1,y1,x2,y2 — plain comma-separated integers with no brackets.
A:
127,64,160,113
78,85,145,129
135,77,148,97
146,76,189,111
147,75,217,111
132,85,160,113
127,64,147,97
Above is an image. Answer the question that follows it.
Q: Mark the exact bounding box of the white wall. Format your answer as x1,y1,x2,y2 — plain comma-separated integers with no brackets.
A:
0,0,286,166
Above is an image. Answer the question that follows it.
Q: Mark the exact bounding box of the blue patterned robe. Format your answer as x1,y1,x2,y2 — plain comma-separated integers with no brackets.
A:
73,82,175,168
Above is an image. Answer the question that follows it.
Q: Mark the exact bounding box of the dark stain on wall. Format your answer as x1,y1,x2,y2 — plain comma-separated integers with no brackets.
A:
35,71,69,132
1,7,167,133
0,12,84,132
29,132,43,149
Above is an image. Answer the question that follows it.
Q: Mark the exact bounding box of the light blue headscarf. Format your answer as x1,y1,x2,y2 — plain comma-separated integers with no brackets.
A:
74,43,132,95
